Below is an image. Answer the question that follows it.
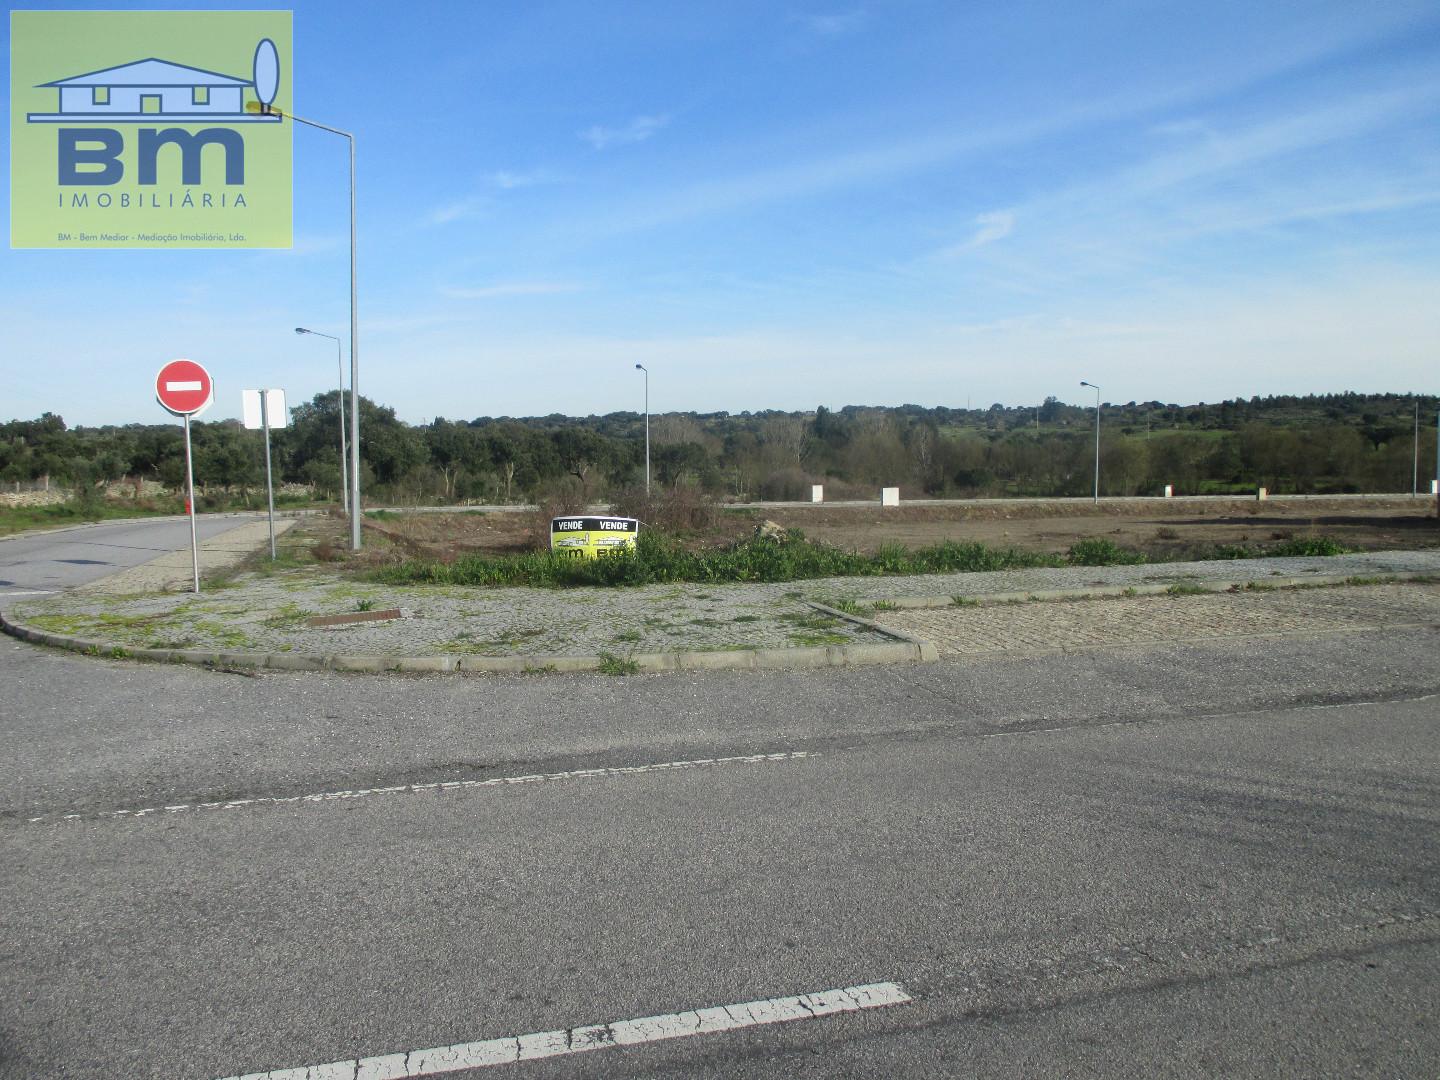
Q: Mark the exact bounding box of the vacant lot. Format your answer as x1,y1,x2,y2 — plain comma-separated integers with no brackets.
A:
344,496,1439,564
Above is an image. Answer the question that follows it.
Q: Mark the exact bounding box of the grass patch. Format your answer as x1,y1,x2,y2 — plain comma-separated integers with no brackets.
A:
596,651,640,676
788,631,850,647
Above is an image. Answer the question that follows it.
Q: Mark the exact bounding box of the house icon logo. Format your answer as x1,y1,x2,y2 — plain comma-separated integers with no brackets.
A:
27,39,282,124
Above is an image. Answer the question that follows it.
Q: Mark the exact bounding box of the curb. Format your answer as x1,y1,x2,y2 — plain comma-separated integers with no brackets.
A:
885,572,1437,609
806,601,940,661
0,609,933,676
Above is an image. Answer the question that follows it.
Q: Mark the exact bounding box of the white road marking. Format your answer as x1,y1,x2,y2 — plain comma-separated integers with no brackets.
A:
165,380,203,391
27,751,817,825
210,981,911,1079
0,590,54,597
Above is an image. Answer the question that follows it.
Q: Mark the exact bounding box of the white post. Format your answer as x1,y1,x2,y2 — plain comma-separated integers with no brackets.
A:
183,412,200,593
261,391,276,560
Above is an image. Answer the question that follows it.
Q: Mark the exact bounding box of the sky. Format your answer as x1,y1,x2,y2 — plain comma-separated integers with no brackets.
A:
3,0,1440,427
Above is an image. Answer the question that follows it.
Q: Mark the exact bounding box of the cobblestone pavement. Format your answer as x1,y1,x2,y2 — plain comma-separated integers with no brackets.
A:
809,548,1440,604
8,548,1440,659
873,583,1440,657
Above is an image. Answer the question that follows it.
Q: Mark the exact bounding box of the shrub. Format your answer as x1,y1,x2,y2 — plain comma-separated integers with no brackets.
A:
609,484,719,532
1066,538,1146,566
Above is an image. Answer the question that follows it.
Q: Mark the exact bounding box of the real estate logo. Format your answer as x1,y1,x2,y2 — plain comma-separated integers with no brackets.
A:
9,10,292,249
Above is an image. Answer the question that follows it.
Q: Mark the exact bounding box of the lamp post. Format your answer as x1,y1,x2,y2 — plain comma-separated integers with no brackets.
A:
253,100,361,549
635,363,650,494
295,327,348,515
1079,380,1101,503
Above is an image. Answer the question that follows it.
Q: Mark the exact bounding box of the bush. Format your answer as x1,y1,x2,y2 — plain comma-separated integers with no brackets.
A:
372,530,1062,589
608,484,719,532
1066,538,1146,566
528,480,589,550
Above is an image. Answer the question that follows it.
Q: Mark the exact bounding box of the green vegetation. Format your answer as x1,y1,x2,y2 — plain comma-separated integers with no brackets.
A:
369,524,1362,590
372,530,1060,589
1166,583,1211,596
1067,538,1148,566
596,652,640,676
0,497,179,538
3,391,1436,514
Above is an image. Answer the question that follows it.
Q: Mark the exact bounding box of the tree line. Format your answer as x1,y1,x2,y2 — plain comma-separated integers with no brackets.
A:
3,391,1437,505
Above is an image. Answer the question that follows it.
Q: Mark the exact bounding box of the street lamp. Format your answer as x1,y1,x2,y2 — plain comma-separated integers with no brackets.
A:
1079,381,1101,503
295,327,349,516
253,100,361,549
635,363,649,494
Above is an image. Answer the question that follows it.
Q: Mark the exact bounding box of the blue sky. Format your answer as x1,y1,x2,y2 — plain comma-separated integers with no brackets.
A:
4,1,1440,427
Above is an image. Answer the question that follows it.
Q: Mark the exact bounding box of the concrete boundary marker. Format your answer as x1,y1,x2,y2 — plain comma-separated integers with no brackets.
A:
0,610,933,676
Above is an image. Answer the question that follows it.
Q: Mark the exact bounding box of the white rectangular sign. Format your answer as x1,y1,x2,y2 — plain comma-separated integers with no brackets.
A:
242,388,288,429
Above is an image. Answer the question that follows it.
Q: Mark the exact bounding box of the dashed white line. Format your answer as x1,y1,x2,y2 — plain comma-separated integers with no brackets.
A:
27,751,817,825
209,981,911,1079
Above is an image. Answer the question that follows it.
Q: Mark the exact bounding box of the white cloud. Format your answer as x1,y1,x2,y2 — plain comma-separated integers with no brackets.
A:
489,168,559,190
428,197,490,226
439,281,582,300
797,11,866,36
965,210,1015,250
580,114,669,150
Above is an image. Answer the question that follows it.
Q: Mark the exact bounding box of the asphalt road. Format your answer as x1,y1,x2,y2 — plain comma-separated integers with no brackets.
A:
3,619,1437,1078
0,515,266,600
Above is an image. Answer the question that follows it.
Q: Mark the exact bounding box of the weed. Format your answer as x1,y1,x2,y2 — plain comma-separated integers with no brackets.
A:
612,629,642,643
870,600,899,612
780,613,842,630
950,595,978,607
788,631,850,647
1122,587,1138,597
1153,527,1180,541
1067,538,1146,566
732,614,761,622
596,651,640,676
1166,583,1210,596
356,599,375,612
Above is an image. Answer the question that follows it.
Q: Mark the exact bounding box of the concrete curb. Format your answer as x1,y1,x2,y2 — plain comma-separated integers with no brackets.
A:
0,609,932,676
885,572,1438,609
806,601,941,661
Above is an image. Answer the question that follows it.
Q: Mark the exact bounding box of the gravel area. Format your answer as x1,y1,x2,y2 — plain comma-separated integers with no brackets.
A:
9,549,1440,659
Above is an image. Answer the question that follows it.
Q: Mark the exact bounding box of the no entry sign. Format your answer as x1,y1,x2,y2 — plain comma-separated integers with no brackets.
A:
155,359,214,417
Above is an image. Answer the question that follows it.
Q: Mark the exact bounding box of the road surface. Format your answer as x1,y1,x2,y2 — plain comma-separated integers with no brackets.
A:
2,616,1437,1078
0,514,272,600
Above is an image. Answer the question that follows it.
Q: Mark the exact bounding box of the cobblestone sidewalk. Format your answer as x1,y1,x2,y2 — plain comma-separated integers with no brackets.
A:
7,545,1440,662
873,583,1440,657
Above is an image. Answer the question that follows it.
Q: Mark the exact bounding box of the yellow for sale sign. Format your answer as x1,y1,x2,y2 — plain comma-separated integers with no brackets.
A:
550,516,639,559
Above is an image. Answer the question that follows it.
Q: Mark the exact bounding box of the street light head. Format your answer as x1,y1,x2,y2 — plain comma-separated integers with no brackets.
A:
294,327,309,335
635,363,646,371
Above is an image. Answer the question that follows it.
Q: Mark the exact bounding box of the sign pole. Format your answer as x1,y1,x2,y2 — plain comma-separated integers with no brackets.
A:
262,391,277,560
183,412,200,593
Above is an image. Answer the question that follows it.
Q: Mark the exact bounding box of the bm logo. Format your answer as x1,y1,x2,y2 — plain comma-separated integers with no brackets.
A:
27,40,281,186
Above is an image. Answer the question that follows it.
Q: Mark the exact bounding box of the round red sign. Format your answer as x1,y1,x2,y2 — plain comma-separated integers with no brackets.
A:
155,359,213,417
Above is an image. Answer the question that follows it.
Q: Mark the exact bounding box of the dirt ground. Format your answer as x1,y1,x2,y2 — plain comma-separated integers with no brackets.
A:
352,496,1440,562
